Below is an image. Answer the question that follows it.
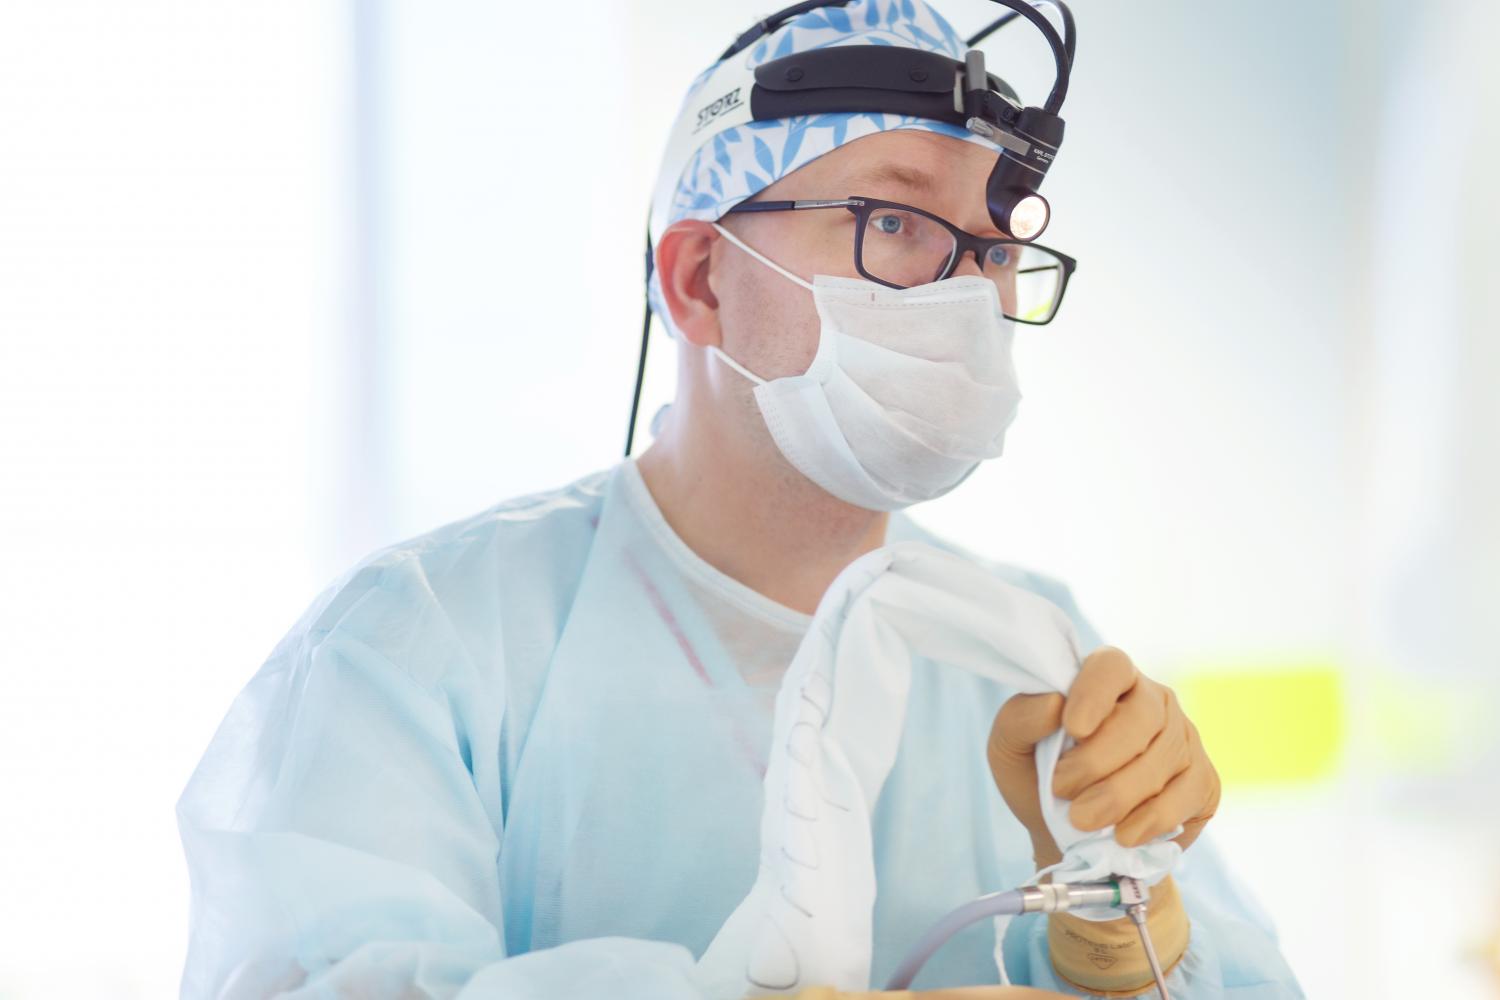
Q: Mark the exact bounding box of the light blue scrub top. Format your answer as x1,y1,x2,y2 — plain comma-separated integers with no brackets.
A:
178,458,1302,998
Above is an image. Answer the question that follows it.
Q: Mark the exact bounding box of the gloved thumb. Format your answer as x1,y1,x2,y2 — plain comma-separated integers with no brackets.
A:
987,692,1065,867
761,985,1072,998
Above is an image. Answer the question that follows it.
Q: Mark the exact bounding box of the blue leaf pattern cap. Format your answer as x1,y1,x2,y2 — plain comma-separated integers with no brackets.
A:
647,0,1001,338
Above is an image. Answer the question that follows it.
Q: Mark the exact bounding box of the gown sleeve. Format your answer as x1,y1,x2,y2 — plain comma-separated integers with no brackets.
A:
176,553,705,1000
996,573,1305,998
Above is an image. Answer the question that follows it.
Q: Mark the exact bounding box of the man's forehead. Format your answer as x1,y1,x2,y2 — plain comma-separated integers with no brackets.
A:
844,161,942,195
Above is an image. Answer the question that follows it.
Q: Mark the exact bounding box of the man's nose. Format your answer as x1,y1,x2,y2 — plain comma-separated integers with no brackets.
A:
949,248,986,278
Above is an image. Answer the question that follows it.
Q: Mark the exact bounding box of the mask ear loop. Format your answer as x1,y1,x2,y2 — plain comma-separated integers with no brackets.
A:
708,343,768,385
711,222,816,291
705,222,820,385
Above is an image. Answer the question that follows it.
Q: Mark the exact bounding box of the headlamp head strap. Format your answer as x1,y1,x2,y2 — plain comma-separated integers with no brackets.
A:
630,0,1078,455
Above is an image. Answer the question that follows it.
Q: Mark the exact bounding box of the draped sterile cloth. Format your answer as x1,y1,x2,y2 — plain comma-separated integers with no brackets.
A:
695,541,1181,998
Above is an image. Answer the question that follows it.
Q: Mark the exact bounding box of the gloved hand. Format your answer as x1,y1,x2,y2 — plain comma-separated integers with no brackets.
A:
986,645,1220,867
759,986,1074,998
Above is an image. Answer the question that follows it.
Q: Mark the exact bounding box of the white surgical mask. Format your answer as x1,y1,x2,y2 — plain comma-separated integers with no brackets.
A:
709,222,1022,511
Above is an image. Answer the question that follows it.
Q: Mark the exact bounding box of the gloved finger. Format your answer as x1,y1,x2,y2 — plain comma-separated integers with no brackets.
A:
1170,723,1220,852
1051,679,1168,799
988,691,1066,759
987,692,1065,863
1112,748,1212,848
1060,646,1139,741
913,987,1080,998
1067,710,1191,832
1174,802,1219,853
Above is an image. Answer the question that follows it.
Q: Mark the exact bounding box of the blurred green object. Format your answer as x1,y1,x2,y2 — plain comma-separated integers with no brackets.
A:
1365,668,1472,774
1177,662,1344,786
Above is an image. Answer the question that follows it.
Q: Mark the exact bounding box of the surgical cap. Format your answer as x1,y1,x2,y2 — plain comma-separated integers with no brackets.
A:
646,0,1004,338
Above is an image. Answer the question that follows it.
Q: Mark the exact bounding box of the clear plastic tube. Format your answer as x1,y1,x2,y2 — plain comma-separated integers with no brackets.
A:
885,879,1159,993
883,889,1027,990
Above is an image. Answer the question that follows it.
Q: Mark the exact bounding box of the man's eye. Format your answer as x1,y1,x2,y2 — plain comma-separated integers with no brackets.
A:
874,213,904,235
987,245,1013,267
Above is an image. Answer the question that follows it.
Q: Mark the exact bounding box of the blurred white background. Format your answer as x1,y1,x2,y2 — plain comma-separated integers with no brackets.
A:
1,1,1496,997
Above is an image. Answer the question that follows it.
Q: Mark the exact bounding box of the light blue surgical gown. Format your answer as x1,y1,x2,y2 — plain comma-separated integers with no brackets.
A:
177,458,1303,998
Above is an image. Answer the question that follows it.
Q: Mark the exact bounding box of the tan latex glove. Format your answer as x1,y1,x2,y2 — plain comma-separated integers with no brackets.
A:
987,645,1220,867
758,986,1074,999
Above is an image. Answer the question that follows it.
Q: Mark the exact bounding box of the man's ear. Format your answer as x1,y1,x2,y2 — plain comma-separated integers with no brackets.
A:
655,220,723,348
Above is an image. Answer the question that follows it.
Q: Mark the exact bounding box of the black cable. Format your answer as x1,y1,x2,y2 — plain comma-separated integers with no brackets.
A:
624,229,655,457
975,0,1071,111
966,10,1020,46
1045,0,1077,66
719,0,856,60
1023,1,1075,67
624,302,651,457
727,0,1074,113
969,1,1074,73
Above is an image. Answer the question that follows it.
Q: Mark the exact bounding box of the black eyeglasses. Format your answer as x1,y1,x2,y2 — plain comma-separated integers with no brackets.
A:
724,196,1077,325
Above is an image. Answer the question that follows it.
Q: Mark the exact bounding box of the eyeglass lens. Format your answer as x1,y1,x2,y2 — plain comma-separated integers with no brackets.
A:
860,206,1066,322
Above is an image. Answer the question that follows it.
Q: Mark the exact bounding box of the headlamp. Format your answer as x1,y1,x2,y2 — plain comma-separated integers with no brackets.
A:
628,0,1079,455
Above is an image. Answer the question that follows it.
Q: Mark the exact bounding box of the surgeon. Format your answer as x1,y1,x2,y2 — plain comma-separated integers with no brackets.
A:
177,2,1303,997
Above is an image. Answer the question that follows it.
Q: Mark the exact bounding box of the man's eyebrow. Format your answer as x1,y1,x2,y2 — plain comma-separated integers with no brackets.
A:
842,162,940,195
